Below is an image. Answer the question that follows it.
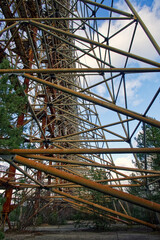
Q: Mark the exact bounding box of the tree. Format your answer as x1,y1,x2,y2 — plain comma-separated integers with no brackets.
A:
0,58,27,148
127,124,160,222
129,124,160,199
135,123,160,171
74,167,112,230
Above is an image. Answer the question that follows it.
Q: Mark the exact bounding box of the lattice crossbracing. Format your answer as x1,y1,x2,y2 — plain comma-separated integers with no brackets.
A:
0,0,160,230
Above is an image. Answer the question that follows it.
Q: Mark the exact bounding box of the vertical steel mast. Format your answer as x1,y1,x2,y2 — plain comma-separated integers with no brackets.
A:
0,0,160,229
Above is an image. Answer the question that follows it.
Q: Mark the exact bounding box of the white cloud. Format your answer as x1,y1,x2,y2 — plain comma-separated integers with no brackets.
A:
75,0,160,107
111,155,136,182
132,129,143,148
122,71,159,107
131,1,160,61
95,84,106,96
72,1,160,172
100,1,160,105
116,75,143,106
75,0,160,67
115,155,134,167
97,0,160,65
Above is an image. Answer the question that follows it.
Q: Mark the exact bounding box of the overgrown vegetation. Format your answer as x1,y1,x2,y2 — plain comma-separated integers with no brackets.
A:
128,124,160,222
0,58,27,148
0,197,5,239
74,167,112,230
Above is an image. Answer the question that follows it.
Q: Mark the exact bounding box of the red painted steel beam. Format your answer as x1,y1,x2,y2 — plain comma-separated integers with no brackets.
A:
0,2,28,66
2,165,15,229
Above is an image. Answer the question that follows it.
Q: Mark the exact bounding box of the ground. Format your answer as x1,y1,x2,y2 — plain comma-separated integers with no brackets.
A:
4,223,160,240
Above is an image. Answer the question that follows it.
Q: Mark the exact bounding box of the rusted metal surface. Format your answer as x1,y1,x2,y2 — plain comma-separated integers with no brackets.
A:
24,74,160,128
13,155,160,213
0,17,134,21
0,67,160,73
1,147,160,155
30,20,160,67
52,189,158,229
18,154,160,174
63,198,130,225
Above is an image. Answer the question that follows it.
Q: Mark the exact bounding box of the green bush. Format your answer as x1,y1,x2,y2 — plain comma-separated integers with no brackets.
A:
0,231,4,240
35,214,43,226
48,212,58,225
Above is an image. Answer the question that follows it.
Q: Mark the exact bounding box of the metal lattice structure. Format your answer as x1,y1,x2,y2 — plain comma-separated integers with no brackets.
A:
0,0,160,230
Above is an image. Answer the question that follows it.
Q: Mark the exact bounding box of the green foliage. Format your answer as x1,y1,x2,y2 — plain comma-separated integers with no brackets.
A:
89,167,109,205
9,206,20,222
135,124,160,170
0,197,5,239
0,197,6,212
0,196,6,215
136,124,160,148
35,214,43,226
0,58,27,148
48,211,66,225
128,124,160,222
89,167,106,180
48,212,58,225
74,168,111,230
91,213,110,231
0,231,4,240
73,211,85,228
132,124,160,201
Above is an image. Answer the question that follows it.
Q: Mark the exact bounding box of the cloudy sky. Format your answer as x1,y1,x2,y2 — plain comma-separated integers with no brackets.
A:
112,0,160,167
77,0,159,114
76,0,160,169
97,0,159,112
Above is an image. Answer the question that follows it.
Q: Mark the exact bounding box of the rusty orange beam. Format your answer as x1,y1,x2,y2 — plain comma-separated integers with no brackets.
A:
0,22,19,35
98,174,160,183
52,189,158,229
12,155,160,214
125,0,160,54
30,20,160,67
45,183,141,188
24,153,142,185
41,181,140,189
1,147,160,155
21,73,160,128
24,154,160,174
63,198,130,225
0,17,133,22
0,68,160,74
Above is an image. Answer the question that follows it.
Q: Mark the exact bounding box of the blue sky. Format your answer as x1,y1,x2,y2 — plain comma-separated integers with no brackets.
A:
77,0,160,169
94,0,160,118
78,0,160,128
134,0,153,7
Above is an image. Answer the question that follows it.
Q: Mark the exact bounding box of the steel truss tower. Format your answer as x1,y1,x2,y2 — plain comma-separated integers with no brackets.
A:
0,0,160,230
